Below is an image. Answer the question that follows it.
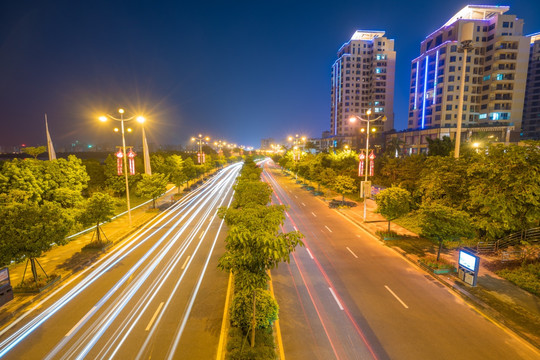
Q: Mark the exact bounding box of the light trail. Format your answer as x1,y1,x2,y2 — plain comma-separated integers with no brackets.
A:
0,163,242,359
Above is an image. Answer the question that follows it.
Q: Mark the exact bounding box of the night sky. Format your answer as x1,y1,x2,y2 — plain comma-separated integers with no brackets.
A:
2,0,540,149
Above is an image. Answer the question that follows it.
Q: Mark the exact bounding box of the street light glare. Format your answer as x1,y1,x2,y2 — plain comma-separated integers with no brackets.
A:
349,116,356,123
367,109,372,116
127,128,132,133
136,116,146,123
114,128,119,132
118,108,125,114
99,116,107,122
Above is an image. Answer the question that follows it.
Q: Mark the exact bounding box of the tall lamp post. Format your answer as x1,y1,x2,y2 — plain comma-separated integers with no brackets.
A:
287,134,306,179
99,109,145,226
454,22,474,159
191,134,210,164
350,109,386,222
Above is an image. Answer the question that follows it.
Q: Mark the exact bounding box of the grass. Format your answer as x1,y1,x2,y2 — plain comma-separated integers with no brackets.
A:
226,326,276,360
384,236,436,257
497,261,540,296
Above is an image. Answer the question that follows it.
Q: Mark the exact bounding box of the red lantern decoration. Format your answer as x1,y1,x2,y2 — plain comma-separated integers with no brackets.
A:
197,152,206,164
127,149,137,175
116,149,123,175
369,151,376,177
358,152,365,176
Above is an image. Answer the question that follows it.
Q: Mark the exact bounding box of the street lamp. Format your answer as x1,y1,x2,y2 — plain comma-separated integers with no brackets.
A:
349,109,386,222
288,134,306,179
99,108,144,226
191,134,210,164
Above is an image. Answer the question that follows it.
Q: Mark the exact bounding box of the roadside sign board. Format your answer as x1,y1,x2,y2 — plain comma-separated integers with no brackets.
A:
457,249,480,286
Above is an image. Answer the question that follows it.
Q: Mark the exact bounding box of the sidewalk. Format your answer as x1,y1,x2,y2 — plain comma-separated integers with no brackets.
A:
338,197,540,349
0,184,180,329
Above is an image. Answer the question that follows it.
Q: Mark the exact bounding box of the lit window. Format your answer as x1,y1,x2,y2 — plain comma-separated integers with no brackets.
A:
496,74,504,80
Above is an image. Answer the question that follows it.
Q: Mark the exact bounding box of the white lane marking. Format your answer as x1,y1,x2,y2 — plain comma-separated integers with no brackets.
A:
301,202,306,206
306,248,314,259
311,212,317,217
329,288,344,310
145,302,165,331
325,225,332,233
66,306,96,337
293,226,298,231
385,285,409,309
294,195,298,199
356,234,361,238
346,247,358,258
181,255,191,270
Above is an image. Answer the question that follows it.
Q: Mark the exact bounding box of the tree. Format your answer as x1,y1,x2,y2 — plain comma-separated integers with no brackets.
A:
82,159,106,191
417,203,474,261
332,175,357,203
78,192,117,244
136,173,169,208
166,155,186,193
467,144,540,239
385,137,404,158
426,136,454,157
23,146,47,159
375,186,412,232
417,156,471,210
182,157,197,186
0,201,73,285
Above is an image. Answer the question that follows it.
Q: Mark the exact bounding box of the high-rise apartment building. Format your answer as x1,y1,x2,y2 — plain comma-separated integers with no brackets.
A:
408,5,530,132
330,30,395,137
523,33,540,140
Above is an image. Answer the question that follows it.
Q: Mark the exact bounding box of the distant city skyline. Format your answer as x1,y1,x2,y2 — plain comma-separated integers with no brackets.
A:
1,1,540,149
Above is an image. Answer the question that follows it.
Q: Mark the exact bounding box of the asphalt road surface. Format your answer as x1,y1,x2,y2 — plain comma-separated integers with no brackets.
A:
262,160,539,360
0,163,241,360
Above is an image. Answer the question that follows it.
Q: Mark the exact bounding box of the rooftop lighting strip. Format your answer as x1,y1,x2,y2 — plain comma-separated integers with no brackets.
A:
414,61,419,110
433,50,439,105
421,55,429,129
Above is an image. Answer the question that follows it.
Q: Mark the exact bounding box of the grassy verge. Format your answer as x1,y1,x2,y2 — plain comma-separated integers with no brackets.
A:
496,262,540,296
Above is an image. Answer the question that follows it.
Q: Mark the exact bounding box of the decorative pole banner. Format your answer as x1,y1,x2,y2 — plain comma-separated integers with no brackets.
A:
116,149,124,175
358,152,365,176
202,152,206,164
127,149,137,175
369,151,376,177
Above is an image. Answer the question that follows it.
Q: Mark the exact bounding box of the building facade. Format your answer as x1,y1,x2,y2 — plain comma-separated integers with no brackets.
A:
330,30,395,138
522,33,540,140
408,5,529,133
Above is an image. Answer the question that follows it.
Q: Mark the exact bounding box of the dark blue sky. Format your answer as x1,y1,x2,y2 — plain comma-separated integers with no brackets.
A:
1,0,539,149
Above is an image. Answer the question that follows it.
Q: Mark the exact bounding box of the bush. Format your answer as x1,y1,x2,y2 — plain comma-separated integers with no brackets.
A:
420,255,454,270
226,327,276,360
497,262,540,296
230,289,278,330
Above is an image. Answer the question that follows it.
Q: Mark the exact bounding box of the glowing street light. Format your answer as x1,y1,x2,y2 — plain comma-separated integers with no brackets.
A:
98,108,145,226
349,109,387,222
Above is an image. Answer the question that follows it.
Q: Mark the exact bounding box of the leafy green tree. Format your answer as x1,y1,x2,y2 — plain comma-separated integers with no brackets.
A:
417,203,474,261
467,144,540,239
0,201,73,284
230,289,278,330
385,137,404,158
150,153,168,175
0,159,44,203
332,175,357,202
136,173,169,208
375,186,412,232
82,159,106,191
78,192,117,244
23,146,47,159
182,157,197,186
166,155,186,192
426,136,454,157
103,154,141,196
418,156,471,210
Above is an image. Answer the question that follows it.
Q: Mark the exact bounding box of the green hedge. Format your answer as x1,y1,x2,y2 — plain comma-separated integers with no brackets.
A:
497,263,540,296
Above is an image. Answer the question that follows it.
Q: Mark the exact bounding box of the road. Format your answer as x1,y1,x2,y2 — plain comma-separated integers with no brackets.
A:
0,163,241,360
262,160,539,360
